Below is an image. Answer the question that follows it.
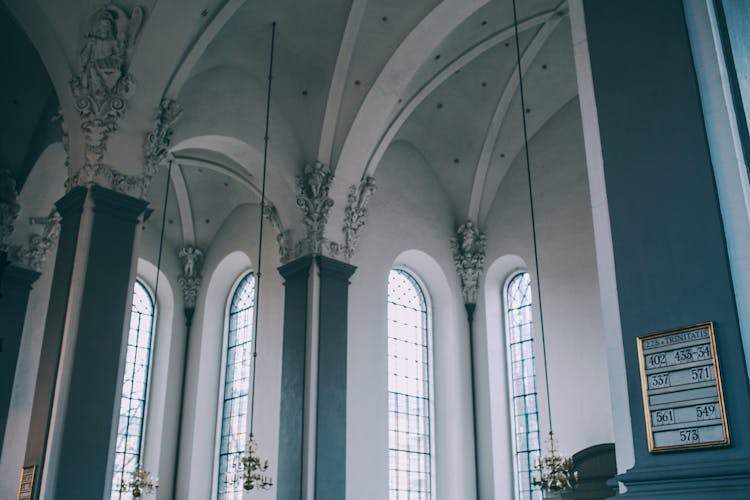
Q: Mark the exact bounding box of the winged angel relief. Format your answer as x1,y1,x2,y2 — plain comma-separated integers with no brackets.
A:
70,4,144,166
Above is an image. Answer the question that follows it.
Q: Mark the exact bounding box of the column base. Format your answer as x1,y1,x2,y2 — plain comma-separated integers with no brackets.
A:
616,460,750,499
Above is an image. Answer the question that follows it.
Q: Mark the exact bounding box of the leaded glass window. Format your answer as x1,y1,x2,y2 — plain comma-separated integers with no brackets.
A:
217,273,255,500
387,269,432,500
111,280,154,499
506,272,542,500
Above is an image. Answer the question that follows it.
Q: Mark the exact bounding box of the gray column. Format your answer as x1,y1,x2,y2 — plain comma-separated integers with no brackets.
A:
22,185,147,499
315,256,356,500
583,0,750,497
0,265,40,448
277,256,312,500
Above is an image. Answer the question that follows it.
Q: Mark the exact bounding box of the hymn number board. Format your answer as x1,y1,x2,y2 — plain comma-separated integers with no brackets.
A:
637,322,730,453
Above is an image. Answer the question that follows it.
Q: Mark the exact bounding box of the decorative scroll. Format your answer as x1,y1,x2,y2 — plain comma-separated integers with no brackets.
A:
450,220,486,304
9,210,61,272
66,4,146,197
342,176,376,261
263,204,292,263
143,98,182,192
295,161,334,256
637,322,730,452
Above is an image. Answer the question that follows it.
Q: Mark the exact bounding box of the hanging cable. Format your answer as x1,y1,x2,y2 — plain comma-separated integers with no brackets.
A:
511,0,553,432
249,21,276,437
153,160,173,304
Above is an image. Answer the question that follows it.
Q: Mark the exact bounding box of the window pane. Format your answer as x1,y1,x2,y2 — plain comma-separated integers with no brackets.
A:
111,281,154,499
388,270,432,500
506,273,541,500
217,273,255,499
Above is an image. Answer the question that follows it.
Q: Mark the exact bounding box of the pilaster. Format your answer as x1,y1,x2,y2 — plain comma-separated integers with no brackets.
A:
0,265,40,448
582,0,750,496
22,185,147,499
277,256,313,500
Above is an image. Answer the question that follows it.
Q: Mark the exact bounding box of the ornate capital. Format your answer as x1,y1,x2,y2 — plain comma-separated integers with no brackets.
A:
9,210,62,273
294,161,335,257
67,4,146,196
342,176,376,261
177,246,204,309
450,220,486,304
0,170,20,251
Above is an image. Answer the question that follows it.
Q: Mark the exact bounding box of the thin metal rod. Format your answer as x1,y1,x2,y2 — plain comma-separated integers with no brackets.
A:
511,0,553,433
249,21,276,436
153,161,173,305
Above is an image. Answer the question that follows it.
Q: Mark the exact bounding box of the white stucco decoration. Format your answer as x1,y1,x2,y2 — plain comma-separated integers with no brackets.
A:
66,3,146,197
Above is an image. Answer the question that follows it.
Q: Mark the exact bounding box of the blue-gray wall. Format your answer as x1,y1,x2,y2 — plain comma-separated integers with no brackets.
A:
584,0,750,496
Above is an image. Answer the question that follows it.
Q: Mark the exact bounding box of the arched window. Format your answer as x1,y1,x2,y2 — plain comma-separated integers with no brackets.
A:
111,280,155,499
505,272,541,500
387,269,433,500
217,273,256,499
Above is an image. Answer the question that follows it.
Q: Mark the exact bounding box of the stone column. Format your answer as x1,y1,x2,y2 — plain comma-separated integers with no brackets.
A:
277,256,312,500
580,0,750,497
0,265,40,448
22,185,147,499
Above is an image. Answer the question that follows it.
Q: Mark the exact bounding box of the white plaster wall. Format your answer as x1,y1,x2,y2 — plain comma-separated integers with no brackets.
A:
347,140,476,500
175,203,283,500
473,98,614,498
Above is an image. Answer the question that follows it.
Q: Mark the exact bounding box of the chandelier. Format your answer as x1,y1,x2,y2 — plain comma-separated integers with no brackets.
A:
224,433,274,491
533,432,578,494
119,463,158,498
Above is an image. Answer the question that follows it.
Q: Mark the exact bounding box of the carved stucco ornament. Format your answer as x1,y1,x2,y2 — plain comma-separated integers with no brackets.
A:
342,176,376,261
0,170,21,252
294,161,335,257
450,220,487,304
178,246,204,309
66,4,146,197
263,204,292,264
9,210,62,273
143,98,182,191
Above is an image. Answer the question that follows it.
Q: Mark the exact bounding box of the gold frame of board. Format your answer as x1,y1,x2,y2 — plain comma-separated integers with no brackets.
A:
16,465,35,500
637,321,730,453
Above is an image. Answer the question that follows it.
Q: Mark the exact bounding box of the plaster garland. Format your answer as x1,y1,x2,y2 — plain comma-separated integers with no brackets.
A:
177,246,204,309
9,210,62,273
450,220,487,304
0,170,21,252
66,3,146,198
342,176,376,261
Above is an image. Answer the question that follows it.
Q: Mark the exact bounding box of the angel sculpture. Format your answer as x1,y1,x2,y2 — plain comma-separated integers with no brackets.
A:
78,4,143,98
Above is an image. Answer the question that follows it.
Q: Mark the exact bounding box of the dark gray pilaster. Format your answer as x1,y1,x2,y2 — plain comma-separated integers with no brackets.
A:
276,256,312,500
584,0,750,497
22,186,147,499
0,265,40,448
315,256,356,500
24,186,87,496
0,251,8,296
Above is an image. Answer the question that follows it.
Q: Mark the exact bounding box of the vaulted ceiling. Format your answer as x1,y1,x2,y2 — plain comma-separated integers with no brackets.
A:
2,0,577,250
